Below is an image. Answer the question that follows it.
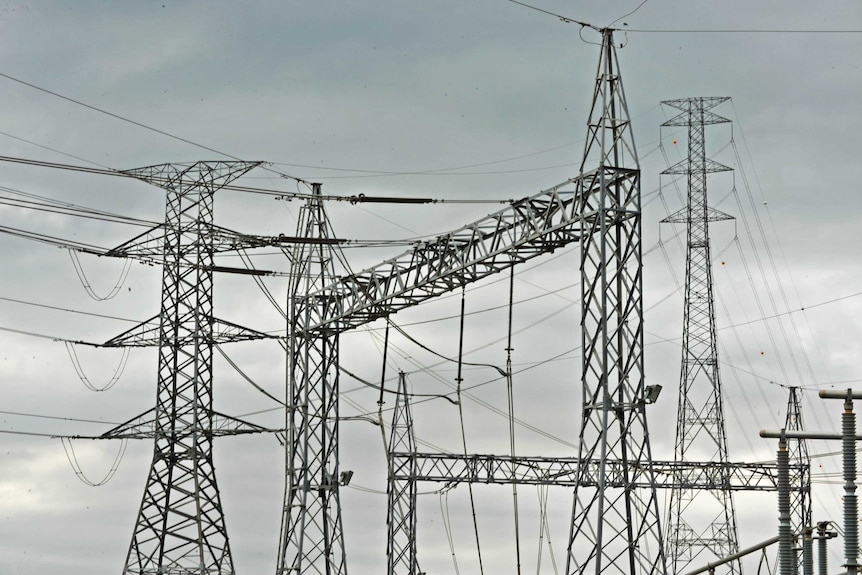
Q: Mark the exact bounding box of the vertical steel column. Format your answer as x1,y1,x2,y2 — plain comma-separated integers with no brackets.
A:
566,28,666,575
278,184,347,575
660,97,740,575
387,372,418,575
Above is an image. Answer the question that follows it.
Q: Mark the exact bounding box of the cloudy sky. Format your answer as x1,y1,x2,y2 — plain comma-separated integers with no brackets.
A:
1,1,861,574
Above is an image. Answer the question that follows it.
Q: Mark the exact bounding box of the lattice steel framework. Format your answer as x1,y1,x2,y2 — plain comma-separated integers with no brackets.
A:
785,387,813,547
660,97,740,575
101,161,267,575
565,28,666,575
276,29,666,575
278,184,347,575
387,373,418,575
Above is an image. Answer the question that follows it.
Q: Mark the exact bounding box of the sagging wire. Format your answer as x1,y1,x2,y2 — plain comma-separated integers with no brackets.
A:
388,319,506,377
64,341,130,392
439,489,462,575
68,249,132,301
60,436,128,487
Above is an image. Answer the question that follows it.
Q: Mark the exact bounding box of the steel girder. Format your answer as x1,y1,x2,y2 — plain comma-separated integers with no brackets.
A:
390,452,808,492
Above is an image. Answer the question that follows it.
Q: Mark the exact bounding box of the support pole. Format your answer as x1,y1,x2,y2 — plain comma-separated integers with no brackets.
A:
777,432,795,575
801,527,813,575
842,396,858,575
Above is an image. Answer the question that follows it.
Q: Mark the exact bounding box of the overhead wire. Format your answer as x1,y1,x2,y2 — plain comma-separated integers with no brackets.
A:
68,250,133,301
60,436,129,487
63,342,131,392
504,267,523,575
454,287,486,575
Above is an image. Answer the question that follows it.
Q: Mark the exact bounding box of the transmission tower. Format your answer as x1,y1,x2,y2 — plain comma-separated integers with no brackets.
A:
785,387,813,553
660,97,740,575
387,372,418,575
99,161,274,575
278,183,348,575
566,28,666,575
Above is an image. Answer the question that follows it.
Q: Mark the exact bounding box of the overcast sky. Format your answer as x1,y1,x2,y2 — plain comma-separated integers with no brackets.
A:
1,1,862,574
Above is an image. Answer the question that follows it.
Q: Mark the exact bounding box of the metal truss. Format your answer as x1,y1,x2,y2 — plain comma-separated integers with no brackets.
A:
784,388,812,546
275,106,635,575
277,28,664,575
567,29,665,575
660,97,740,575
278,184,347,575
99,161,265,575
387,374,419,575
297,176,616,333
390,452,807,492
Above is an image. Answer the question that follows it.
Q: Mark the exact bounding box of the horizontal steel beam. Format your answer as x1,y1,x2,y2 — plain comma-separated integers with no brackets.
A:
392,452,807,492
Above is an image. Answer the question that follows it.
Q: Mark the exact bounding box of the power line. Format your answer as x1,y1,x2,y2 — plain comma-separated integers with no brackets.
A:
0,71,231,156
627,28,862,33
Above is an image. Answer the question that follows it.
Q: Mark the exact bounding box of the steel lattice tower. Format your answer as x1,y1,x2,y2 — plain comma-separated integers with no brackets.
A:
100,161,270,575
386,372,418,575
785,387,813,551
566,28,667,575
660,97,740,575
278,183,347,575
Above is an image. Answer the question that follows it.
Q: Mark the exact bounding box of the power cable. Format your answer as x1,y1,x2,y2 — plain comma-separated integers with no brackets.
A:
68,250,133,301
64,342,131,392
0,294,140,323
60,436,128,487
0,70,306,184
0,410,120,426
214,344,284,407
454,287,486,575
439,491,462,575
505,267,523,575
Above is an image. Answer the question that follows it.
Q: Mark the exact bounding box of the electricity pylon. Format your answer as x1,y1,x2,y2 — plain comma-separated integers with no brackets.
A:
565,28,666,575
660,97,740,575
278,183,348,575
785,387,812,551
100,161,275,575
387,372,418,575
